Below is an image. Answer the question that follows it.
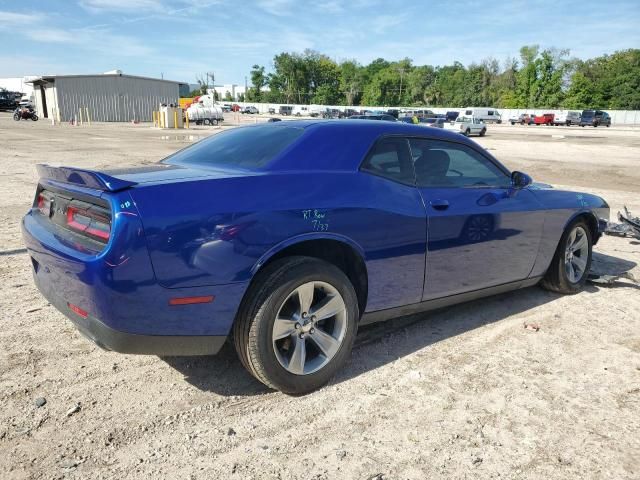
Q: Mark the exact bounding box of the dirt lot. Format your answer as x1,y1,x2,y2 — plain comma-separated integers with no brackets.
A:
1,114,639,480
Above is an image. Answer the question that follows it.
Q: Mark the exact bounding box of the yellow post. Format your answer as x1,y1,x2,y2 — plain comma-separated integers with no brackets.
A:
185,110,189,129
174,110,178,129
78,108,83,125
85,107,91,126
152,111,156,127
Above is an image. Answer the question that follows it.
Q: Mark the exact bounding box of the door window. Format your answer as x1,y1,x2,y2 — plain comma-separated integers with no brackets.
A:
409,139,510,188
361,137,414,184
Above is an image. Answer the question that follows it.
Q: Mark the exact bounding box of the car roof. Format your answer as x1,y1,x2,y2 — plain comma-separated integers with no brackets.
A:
262,119,484,172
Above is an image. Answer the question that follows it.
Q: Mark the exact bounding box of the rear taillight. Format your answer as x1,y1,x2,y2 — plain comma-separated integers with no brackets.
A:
37,193,51,217
66,206,111,242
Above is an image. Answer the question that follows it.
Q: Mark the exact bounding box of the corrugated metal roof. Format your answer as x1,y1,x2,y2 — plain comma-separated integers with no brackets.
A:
27,73,185,85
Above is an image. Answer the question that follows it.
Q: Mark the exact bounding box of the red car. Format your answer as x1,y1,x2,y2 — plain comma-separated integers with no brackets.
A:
534,113,554,125
231,104,241,112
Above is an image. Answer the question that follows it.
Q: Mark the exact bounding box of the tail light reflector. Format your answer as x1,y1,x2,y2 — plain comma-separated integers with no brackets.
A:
66,206,111,242
169,295,215,306
68,302,88,318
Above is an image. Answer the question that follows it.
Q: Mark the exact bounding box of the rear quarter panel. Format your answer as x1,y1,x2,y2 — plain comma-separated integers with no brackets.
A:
129,171,427,312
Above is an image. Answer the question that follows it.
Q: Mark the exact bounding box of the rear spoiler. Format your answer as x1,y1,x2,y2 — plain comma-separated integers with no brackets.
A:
36,164,137,192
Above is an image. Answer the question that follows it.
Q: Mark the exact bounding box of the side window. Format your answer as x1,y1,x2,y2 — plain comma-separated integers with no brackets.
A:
361,137,414,184
409,139,510,188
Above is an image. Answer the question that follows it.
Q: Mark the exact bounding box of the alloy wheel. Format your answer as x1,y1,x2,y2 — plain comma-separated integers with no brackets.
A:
564,226,589,283
272,281,347,375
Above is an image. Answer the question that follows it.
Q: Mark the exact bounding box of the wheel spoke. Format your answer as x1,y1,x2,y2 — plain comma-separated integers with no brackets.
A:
310,295,344,321
567,261,576,282
296,283,314,315
572,255,587,274
273,317,298,341
573,234,587,251
567,229,576,247
309,328,340,358
288,335,306,375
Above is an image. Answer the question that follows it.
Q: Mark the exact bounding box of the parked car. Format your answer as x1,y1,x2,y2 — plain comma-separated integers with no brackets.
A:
242,106,259,114
343,108,359,117
386,109,400,119
348,114,396,122
445,111,459,122
322,108,342,119
553,111,581,126
0,90,19,111
231,104,241,112
461,108,502,124
268,107,276,114
534,113,555,125
420,117,446,128
444,115,487,136
278,106,293,116
221,103,232,112
22,121,609,394
580,110,611,127
292,106,319,117
509,113,534,125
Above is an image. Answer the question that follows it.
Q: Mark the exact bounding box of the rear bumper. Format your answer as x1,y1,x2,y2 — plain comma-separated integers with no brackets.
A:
44,285,226,355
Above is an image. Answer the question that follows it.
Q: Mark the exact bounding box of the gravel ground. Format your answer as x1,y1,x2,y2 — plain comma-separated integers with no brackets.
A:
1,114,639,479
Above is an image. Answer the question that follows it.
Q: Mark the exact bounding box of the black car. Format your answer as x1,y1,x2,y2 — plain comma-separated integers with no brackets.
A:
386,109,400,119
279,105,293,116
580,110,611,127
0,90,19,111
446,111,459,122
348,114,396,122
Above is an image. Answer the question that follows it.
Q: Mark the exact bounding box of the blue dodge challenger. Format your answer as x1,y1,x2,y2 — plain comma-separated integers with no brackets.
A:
22,120,609,393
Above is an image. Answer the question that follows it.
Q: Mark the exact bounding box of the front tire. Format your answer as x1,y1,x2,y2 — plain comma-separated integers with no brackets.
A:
233,257,359,394
479,128,486,137
540,219,592,294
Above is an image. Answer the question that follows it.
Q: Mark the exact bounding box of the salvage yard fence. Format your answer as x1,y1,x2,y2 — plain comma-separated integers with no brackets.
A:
228,102,640,125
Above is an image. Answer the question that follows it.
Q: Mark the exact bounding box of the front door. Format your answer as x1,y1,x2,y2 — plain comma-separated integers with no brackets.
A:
409,138,545,300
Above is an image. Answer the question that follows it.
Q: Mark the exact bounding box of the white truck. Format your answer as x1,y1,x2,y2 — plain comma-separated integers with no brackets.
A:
186,94,224,125
444,115,487,136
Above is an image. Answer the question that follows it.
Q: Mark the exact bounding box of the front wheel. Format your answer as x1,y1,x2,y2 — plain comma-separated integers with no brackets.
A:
13,113,20,121
464,129,470,136
233,257,359,394
479,128,486,137
31,114,38,121
540,219,592,294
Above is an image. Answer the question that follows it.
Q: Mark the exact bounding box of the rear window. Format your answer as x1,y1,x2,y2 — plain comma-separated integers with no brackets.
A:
164,125,304,169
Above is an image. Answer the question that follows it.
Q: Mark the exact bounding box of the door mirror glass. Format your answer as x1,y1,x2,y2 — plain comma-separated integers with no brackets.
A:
511,171,532,188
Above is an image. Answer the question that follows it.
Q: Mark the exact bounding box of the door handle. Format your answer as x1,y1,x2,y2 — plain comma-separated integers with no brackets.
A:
429,199,449,211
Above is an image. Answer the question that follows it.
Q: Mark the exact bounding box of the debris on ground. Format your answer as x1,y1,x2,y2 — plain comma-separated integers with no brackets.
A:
65,404,81,417
34,397,47,408
588,272,638,287
605,207,640,239
524,322,541,332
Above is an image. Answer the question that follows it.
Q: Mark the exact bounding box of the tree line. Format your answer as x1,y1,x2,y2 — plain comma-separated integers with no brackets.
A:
235,46,639,110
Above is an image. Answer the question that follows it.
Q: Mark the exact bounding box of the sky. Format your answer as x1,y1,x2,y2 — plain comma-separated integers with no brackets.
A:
0,0,638,84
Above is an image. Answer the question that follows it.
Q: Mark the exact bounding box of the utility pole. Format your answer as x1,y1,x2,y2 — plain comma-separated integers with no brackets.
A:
207,71,216,101
245,76,248,102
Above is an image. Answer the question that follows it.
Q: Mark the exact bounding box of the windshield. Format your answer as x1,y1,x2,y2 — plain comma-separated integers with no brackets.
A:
164,125,304,169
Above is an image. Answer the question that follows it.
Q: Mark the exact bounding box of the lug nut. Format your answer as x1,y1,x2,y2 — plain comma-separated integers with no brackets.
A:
299,333,305,339
310,328,315,334
294,323,301,329
302,312,308,318
311,315,316,322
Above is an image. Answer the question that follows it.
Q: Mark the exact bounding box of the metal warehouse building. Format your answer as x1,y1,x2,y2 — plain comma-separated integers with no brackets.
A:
28,71,186,122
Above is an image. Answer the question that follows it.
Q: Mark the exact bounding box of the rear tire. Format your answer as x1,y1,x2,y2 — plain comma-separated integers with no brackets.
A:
464,129,470,136
233,257,359,394
479,128,486,137
31,114,38,121
13,113,20,121
540,219,592,294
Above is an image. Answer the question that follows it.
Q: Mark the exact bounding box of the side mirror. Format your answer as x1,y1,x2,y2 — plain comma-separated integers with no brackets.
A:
511,171,532,189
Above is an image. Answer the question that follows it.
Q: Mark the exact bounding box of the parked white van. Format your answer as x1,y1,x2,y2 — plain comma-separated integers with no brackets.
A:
462,107,502,124
292,105,320,117
553,110,582,126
